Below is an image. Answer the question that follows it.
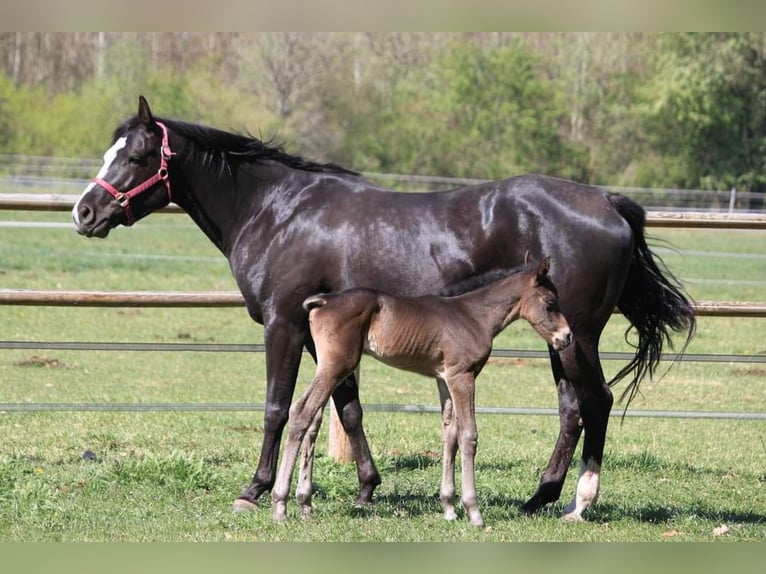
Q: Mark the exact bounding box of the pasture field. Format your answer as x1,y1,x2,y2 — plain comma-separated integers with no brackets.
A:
0,208,764,541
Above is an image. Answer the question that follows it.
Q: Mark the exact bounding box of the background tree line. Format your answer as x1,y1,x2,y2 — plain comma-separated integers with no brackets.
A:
1,32,765,192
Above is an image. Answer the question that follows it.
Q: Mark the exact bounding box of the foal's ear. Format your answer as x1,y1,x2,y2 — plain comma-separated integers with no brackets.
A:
536,257,551,281
138,95,154,126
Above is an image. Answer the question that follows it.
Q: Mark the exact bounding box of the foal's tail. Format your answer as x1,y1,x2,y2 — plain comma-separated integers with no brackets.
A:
303,294,328,312
608,193,696,406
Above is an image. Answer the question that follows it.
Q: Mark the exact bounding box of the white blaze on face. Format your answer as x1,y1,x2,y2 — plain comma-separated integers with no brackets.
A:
72,137,127,226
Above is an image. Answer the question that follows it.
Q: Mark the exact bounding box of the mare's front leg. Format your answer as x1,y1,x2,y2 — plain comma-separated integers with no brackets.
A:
234,318,306,511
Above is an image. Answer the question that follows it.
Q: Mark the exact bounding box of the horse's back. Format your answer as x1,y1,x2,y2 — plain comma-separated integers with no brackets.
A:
461,174,635,330
240,172,637,328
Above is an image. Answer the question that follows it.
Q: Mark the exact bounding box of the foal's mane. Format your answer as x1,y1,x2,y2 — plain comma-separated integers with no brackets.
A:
441,261,540,297
114,116,358,176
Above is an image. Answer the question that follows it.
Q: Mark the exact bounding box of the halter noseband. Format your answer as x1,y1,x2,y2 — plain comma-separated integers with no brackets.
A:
93,121,175,226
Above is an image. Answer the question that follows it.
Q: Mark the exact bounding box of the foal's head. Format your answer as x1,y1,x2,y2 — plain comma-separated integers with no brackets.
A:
520,258,572,352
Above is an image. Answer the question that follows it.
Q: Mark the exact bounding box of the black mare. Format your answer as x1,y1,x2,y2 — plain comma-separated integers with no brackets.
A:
73,97,695,520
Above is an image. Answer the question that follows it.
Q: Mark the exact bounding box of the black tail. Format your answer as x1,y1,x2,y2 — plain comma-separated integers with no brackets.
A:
608,194,696,406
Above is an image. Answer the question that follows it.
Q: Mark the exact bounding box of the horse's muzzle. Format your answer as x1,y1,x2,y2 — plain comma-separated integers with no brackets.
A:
552,329,573,351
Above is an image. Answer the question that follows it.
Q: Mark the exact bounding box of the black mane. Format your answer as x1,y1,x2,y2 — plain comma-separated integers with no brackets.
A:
440,262,538,297
114,116,358,176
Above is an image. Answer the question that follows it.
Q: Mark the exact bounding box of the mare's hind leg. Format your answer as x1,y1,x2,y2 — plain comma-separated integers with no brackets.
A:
295,406,324,518
521,338,612,520
522,339,612,520
520,358,582,515
330,374,382,505
560,340,612,521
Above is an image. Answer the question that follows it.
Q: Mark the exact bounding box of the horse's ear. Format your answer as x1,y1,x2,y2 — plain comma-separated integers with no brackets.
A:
536,257,551,281
138,95,154,126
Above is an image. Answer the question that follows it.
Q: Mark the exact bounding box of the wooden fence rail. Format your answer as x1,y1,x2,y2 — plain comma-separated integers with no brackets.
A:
4,193,766,229
1,289,765,317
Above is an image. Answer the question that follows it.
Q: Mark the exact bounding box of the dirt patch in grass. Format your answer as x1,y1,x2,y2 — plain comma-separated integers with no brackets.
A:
731,367,766,377
13,355,68,369
228,425,263,434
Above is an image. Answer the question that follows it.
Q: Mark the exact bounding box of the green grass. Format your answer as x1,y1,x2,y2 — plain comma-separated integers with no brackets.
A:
0,209,764,541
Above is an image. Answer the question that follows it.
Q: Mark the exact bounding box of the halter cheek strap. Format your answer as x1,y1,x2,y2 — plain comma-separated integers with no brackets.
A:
93,121,175,227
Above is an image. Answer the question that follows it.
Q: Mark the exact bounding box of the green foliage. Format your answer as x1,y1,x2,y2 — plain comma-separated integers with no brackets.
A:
2,33,766,192
341,41,588,180
640,33,766,191
432,43,583,179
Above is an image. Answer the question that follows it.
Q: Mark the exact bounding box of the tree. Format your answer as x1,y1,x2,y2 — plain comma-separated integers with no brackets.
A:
341,39,587,181
641,33,766,191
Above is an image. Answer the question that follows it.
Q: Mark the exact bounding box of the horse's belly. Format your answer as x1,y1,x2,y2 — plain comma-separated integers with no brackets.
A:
364,339,439,379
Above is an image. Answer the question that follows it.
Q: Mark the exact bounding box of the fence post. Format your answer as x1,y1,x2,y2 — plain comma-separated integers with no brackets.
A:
729,187,737,213
327,365,358,463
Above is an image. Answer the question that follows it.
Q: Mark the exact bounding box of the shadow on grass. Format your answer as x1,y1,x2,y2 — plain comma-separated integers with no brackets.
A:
380,452,440,472
588,501,766,526
341,492,766,527
310,450,766,526
383,452,527,473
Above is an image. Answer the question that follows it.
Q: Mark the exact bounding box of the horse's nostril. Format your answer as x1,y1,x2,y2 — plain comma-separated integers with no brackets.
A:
78,204,94,225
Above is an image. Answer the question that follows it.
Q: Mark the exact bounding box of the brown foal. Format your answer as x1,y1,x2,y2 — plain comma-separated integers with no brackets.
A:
272,257,572,527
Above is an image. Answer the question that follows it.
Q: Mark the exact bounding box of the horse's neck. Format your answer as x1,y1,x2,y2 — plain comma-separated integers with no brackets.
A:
176,192,227,252
459,274,525,337
173,159,268,255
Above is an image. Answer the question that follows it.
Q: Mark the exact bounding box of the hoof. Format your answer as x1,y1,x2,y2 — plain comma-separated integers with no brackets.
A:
300,505,314,519
442,508,458,521
272,501,288,523
232,498,258,513
467,511,484,528
561,511,584,522
520,499,539,515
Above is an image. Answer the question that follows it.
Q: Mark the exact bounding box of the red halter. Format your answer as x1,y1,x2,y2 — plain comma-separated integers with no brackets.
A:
93,121,175,226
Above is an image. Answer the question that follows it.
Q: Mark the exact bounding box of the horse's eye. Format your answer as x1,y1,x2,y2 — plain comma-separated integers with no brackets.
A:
129,156,147,166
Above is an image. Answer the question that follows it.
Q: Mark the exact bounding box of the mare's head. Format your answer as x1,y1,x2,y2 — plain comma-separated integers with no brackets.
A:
520,257,572,352
73,96,174,237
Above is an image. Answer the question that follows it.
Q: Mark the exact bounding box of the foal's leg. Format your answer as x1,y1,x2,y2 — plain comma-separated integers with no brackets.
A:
272,370,342,522
295,406,324,517
446,373,483,527
437,378,459,521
